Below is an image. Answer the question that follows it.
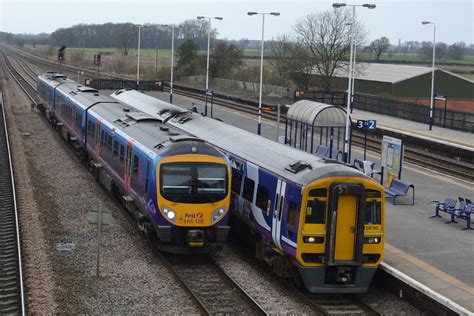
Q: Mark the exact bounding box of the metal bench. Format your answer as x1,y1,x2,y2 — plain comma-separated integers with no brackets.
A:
431,197,457,218
314,145,329,157
385,179,415,205
454,204,473,230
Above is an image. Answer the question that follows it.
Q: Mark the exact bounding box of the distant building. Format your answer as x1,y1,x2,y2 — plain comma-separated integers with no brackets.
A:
311,63,474,100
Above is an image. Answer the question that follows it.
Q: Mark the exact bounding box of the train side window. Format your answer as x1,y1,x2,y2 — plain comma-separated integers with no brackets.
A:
256,184,270,211
133,155,139,176
90,122,96,138
287,201,298,227
119,144,125,162
231,169,243,194
305,200,326,224
365,201,381,224
100,131,105,146
75,112,81,128
106,134,112,151
113,140,119,159
242,177,255,202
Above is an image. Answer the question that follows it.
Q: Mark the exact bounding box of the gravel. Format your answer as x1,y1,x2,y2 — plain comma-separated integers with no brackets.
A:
1,65,200,314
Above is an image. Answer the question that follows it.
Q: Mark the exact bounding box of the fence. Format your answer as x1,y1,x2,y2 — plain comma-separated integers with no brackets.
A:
295,90,473,133
84,79,164,92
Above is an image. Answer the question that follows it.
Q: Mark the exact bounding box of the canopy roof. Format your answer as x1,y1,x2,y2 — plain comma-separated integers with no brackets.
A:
287,100,347,127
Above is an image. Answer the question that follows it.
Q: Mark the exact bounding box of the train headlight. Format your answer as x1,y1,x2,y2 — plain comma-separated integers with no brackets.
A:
162,206,176,223
212,207,226,223
363,237,381,244
303,236,324,244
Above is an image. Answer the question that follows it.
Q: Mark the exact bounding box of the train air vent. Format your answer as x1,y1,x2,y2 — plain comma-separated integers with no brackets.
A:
159,109,169,115
123,108,130,112
160,126,169,131
114,118,130,128
177,116,192,124
285,161,312,173
77,87,99,93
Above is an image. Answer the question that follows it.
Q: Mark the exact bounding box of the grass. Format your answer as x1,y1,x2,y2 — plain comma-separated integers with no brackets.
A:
23,44,474,65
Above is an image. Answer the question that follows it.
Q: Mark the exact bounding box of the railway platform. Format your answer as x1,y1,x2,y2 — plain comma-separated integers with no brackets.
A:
138,90,474,313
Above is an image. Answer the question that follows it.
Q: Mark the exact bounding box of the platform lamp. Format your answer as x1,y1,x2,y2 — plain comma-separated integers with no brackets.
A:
422,21,436,131
134,24,145,88
197,16,223,115
332,3,375,163
247,11,280,136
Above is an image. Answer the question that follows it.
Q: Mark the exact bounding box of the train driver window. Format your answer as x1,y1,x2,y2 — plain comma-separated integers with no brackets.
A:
242,177,255,202
305,199,326,224
256,184,270,211
365,201,381,224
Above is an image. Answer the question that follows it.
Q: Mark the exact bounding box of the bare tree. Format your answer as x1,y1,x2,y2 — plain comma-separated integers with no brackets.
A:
269,34,293,85
179,19,217,50
116,23,136,57
293,9,366,91
210,40,243,78
370,36,390,61
449,42,466,60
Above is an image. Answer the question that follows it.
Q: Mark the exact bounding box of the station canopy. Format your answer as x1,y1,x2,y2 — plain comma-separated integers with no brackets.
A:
286,100,347,127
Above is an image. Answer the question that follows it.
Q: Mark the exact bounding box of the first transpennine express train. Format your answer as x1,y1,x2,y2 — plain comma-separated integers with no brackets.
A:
111,89,385,293
37,73,231,253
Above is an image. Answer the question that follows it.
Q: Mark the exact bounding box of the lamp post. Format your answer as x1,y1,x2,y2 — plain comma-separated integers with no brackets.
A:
332,3,375,163
247,11,280,136
135,24,146,88
197,16,223,115
422,21,436,130
166,24,181,104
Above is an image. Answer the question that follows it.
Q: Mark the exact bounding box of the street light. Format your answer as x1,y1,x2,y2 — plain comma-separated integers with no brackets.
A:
332,3,375,163
422,21,436,130
134,24,147,88
168,24,181,104
197,16,223,115
247,11,280,135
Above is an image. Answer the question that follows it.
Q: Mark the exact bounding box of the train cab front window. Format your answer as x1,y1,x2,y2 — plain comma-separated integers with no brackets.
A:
305,200,326,224
160,162,228,204
365,201,381,224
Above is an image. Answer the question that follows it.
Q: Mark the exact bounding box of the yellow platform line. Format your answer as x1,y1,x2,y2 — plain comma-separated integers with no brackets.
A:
385,243,474,296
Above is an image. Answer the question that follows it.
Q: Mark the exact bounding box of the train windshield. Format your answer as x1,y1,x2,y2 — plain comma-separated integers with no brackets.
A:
160,162,228,203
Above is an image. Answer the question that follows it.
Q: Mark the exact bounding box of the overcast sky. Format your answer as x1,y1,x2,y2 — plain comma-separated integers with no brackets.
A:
0,0,472,45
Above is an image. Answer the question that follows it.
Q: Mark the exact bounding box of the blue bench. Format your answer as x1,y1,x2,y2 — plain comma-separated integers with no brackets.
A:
385,179,415,205
446,202,474,230
456,204,473,230
431,197,457,218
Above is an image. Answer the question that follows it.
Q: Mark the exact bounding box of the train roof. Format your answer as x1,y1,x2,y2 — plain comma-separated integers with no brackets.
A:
38,73,218,157
111,90,367,186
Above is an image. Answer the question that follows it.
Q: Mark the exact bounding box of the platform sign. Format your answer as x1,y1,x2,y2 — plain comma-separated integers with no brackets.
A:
356,119,377,160
381,136,404,187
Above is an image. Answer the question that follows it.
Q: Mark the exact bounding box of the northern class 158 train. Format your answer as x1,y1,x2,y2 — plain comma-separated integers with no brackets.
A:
36,73,231,253
111,89,385,294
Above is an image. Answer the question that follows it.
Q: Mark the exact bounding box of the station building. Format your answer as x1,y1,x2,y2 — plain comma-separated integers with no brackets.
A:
311,63,474,100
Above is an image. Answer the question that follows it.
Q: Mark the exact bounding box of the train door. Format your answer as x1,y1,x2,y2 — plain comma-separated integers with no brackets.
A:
124,141,133,194
94,120,102,159
326,183,365,265
272,179,287,250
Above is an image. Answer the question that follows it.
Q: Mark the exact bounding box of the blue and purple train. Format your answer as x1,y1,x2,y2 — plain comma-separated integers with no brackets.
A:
112,90,386,293
37,72,231,253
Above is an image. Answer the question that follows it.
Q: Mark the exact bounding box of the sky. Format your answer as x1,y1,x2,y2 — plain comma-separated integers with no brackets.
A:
0,0,472,45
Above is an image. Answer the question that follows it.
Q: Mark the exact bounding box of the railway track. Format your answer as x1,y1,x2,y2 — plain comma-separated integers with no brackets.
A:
0,92,26,315
298,293,380,315
159,254,267,315
1,51,39,105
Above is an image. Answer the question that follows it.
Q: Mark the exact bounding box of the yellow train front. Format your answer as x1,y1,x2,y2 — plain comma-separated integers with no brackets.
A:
292,176,384,293
154,151,232,253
